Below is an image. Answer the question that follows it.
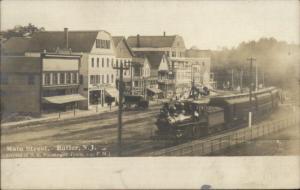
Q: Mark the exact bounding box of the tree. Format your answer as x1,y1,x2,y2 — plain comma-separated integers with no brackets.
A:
211,37,300,90
2,23,45,39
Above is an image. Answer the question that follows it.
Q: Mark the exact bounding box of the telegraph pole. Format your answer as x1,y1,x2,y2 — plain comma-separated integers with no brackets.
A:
240,69,243,93
130,62,133,95
231,69,234,90
255,61,258,91
191,64,195,99
262,70,265,88
113,61,129,156
247,57,256,128
143,77,146,99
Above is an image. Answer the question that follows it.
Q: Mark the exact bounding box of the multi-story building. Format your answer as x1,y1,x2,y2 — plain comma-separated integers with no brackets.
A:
127,33,213,97
1,56,42,115
0,54,86,116
131,56,151,97
127,32,186,58
112,36,134,95
113,36,152,97
185,48,215,88
26,28,118,110
145,52,171,98
41,53,85,113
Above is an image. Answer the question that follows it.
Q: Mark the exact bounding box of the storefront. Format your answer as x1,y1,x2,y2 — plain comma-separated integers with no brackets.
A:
42,94,86,114
147,87,163,100
88,84,118,109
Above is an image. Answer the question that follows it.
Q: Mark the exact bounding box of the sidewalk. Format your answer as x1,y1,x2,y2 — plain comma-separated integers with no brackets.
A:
1,100,164,128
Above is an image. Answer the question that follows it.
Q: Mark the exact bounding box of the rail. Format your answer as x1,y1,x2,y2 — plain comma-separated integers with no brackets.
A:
146,114,299,156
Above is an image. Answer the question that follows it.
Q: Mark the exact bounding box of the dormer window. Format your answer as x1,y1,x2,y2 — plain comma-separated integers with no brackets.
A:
96,39,111,49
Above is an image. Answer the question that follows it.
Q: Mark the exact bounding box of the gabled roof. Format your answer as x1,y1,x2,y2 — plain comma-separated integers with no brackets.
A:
27,31,99,53
2,37,31,55
112,36,124,47
135,52,167,70
127,35,177,48
112,36,135,57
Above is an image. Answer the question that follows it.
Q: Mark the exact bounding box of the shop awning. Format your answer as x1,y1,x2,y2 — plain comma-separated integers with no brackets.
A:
147,87,162,94
105,87,119,98
43,94,86,104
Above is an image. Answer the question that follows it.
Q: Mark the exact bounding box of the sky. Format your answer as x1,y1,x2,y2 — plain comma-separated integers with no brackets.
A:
1,0,299,50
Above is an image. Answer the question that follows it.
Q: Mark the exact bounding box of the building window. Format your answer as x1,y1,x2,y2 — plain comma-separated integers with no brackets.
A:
72,73,77,83
111,58,114,67
172,51,176,57
96,39,111,49
96,75,100,83
45,73,51,85
202,62,205,66
80,75,83,84
28,75,35,85
52,73,58,85
97,58,99,67
107,74,109,83
90,75,94,84
0,74,8,84
111,74,114,83
96,39,100,48
107,58,109,67
60,73,65,84
102,75,104,84
102,58,104,67
66,73,71,84
91,58,94,67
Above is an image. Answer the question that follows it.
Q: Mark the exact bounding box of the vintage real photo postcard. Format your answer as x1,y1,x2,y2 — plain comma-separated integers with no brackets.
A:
1,0,299,189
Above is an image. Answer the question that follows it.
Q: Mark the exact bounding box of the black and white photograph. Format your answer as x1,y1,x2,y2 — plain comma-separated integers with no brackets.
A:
1,0,299,189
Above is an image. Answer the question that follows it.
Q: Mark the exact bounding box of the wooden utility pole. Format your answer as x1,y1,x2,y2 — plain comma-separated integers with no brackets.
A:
143,77,146,99
191,64,195,99
247,57,256,128
240,69,243,93
262,71,265,87
130,62,133,95
231,69,234,90
255,61,258,91
113,61,129,156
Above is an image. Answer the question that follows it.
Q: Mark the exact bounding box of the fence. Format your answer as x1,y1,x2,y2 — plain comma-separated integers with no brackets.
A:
147,115,299,156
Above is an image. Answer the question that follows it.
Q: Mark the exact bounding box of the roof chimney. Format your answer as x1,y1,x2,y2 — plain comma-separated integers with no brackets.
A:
163,31,166,37
137,34,140,47
64,28,69,49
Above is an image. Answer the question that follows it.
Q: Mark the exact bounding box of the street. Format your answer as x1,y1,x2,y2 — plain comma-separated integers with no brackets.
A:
1,102,297,158
1,104,164,157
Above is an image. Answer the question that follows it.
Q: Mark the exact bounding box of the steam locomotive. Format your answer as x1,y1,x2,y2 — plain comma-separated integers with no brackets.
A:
155,87,280,140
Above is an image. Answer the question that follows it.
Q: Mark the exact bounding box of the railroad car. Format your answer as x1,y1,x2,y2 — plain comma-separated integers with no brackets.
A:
155,87,279,141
